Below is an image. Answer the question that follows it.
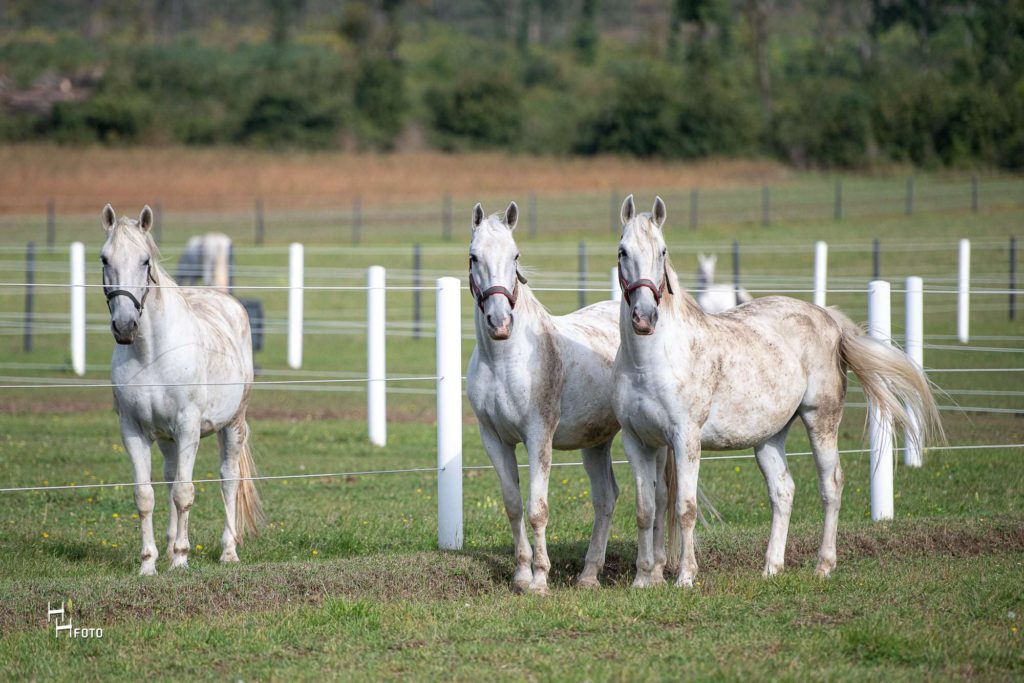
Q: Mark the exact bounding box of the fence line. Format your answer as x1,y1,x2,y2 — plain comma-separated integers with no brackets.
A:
2,442,1020,495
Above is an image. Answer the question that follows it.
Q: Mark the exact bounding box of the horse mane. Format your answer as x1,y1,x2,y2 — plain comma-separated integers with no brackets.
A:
110,217,177,296
663,253,703,317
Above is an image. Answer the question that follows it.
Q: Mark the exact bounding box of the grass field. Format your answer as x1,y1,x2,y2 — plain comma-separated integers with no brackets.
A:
0,154,1022,680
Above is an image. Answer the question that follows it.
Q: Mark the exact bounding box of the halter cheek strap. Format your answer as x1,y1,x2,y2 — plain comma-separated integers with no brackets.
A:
618,265,674,306
468,258,527,312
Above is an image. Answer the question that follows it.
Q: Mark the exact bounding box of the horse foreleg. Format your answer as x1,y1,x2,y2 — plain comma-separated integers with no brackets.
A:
169,423,200,570
122,420,157,576
754,425,795,577
157,440,178,561
525,434,554,595
671,430,702,588
480,427,532,592
622,430,660,588
577,441,618,588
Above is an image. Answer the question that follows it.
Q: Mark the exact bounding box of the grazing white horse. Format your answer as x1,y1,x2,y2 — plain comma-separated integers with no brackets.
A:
176,232,232,293
613,195,942,588
101,205,262,575
466,201,629,594
695,253,752,314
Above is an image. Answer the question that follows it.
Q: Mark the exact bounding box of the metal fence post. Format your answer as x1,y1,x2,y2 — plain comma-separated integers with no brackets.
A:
834,179,842,221
254,198,265,245
352,195,362,245
578,241,587,309
873,238,881,280
413,243,422,340
47,199,56,248
442,194,453,241
23,242,34,353
689,188,699,231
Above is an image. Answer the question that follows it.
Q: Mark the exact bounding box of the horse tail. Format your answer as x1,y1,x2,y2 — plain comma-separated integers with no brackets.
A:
665,447,723,576
827,308,945,454
235,420,265,540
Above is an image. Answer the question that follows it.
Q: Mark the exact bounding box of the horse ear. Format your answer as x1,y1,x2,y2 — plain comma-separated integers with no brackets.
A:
709,254,717,266
620,194,635,226
471,202,485,230
101,204,116,232
652,196,667,229
138,205,154,233
504,201,519,231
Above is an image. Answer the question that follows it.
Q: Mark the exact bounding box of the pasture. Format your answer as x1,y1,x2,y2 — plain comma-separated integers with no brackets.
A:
0,166,1021,679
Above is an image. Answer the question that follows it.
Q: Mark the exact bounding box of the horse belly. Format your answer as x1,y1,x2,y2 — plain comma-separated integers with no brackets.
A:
700,390,802,450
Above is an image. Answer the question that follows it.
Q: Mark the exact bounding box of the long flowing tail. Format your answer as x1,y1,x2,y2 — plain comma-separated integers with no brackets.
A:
235,422,265,540
826,308,945,454
665,447,723,575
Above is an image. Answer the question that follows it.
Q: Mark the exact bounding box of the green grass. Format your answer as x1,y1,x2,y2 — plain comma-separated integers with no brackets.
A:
0,193,1022,680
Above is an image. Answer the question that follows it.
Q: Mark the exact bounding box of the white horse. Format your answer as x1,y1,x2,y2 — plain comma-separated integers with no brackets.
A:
176,232,232,293
695,253,752,314
613,195,942,588
466,201,629,594
101,205,262,575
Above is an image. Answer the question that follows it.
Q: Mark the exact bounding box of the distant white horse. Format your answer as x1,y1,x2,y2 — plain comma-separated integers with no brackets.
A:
176,232,232,293
695,253,752,313
101,205,262,575
613,195,942,588
466,202,627,594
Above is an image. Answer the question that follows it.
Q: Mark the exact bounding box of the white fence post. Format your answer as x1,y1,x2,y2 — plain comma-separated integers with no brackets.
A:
367,265,387,447
287,243,304,370
868,280,894,521
958,238,970,344
611,266,621,302
70,242,85,376
904,276,924,468
436,276,463,550
813,240,828,307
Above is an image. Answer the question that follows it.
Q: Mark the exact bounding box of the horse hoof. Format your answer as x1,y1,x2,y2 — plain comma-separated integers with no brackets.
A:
814,565,833,579
675,576,695,589
762,563,784,578
632,574,653,589
527,581,551,597
576,575,601,589
169,558,189,570
220,552,240,563
139,565,157,577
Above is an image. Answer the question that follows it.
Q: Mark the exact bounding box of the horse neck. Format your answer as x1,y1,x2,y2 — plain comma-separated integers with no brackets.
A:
474,284,551,361
132,273,186,359
619,269,706,365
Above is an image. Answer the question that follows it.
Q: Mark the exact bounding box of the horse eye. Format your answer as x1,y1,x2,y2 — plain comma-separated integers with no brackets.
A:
470,254,478,263
618,248,627,259
100,256,108,266
143,259,150,266
515,253,520,260
661,248,667,257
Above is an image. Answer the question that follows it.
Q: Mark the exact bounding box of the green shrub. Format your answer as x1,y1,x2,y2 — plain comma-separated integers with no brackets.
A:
425,69,522,149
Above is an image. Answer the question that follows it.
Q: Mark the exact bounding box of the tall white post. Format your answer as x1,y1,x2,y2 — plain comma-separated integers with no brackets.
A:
611,266,621,302
287,242,304,369
813,240,828,307
70,242,85,376
958,238,970,344
904,276,924,468
868,280,894,521
436,276,463,550
367,265,387,447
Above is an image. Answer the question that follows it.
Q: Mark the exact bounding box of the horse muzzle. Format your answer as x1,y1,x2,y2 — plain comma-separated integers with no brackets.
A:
631,308,658,335
486,313,513,340
111,319,138,345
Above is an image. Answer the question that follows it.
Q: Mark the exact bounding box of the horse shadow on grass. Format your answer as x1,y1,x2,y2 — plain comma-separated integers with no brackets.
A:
461,539,640,592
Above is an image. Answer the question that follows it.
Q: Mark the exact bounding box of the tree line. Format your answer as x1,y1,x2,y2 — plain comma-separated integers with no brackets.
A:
1,0,1022,169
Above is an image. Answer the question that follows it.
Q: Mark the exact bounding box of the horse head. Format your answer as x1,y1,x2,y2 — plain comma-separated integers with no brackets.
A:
100,204,157,345
617,195,673,335
468,201,527,341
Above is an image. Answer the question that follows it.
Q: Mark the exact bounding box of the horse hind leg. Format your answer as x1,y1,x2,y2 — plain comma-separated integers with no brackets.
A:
801,407,845,578
753,423,795,577
577,441,619,588
217,422,243,563
157,440,179,561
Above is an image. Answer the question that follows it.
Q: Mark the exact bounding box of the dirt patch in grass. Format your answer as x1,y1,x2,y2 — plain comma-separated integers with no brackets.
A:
0,145,789,212
2,515,1021,633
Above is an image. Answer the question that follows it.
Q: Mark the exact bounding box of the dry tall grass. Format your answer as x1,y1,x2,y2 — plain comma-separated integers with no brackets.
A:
0,145,789,213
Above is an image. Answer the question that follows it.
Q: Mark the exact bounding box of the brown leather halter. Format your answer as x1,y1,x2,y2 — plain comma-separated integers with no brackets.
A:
618,262,674,306
468,258,528,312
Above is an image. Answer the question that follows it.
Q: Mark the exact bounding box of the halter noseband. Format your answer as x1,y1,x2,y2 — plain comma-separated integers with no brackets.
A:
618,264,674,306
468,257,528,312
104,265,153,314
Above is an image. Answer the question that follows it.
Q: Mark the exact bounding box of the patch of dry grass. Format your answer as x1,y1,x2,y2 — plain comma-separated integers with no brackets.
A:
0,145,789,212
